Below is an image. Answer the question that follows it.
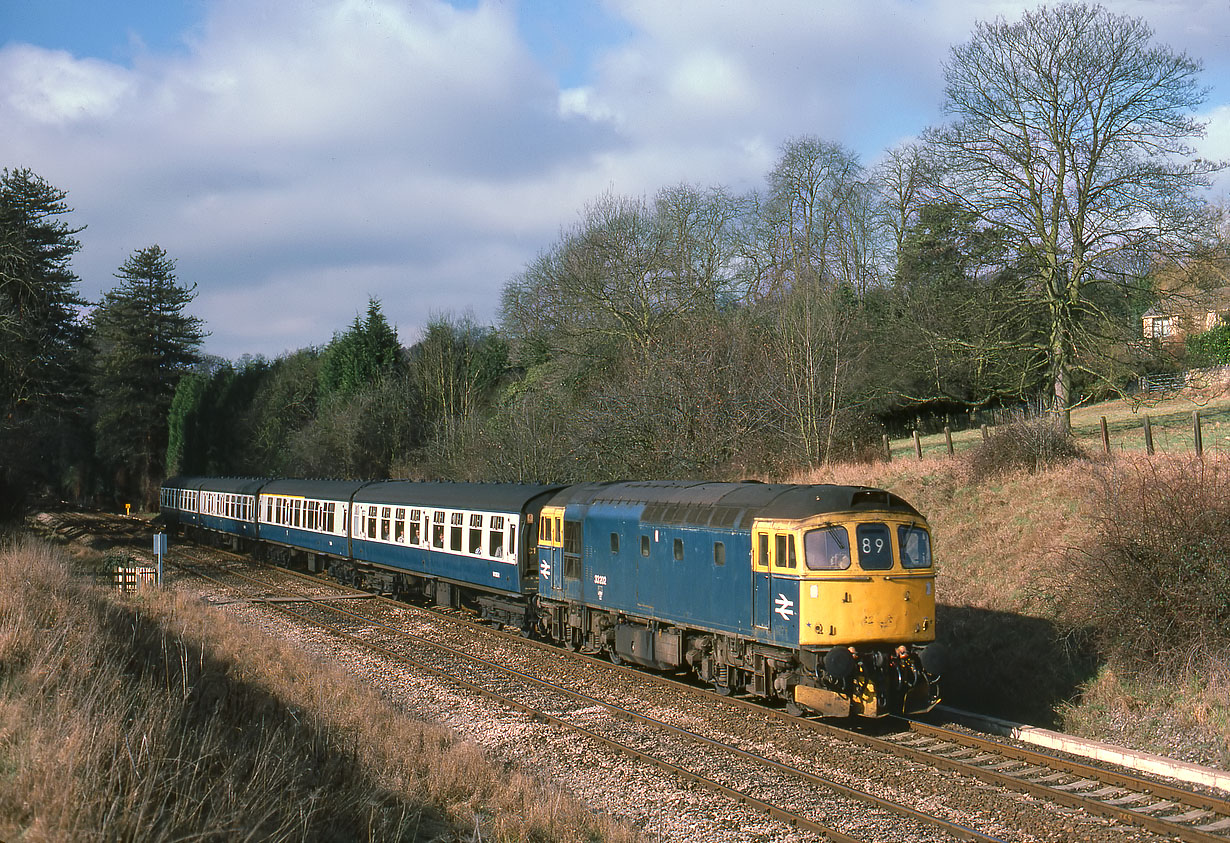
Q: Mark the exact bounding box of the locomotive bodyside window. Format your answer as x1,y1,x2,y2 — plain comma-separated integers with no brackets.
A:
804,526,851,570
610,533,619,553
898,526,932,568
714,541,725,566
640,535,650,557
856,523,893,570
673,538,684,561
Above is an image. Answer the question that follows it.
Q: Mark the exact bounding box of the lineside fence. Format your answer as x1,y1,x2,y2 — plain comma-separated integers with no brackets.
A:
887,365,1230,461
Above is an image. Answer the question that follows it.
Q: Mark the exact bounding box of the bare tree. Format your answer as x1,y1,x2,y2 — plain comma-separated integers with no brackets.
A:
874,142,930,261
501,186,742,363
928,3,1222,427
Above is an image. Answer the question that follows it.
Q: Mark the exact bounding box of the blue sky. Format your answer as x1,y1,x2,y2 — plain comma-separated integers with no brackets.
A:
3,0,1229,360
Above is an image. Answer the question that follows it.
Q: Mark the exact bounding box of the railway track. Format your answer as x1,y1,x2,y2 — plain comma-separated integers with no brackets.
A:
35,511,1229,842
171,545,994,843
879,720,1230,843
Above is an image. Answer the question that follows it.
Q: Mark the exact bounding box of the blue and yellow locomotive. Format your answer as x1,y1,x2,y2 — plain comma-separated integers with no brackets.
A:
160,475,939,717
535,481,938,717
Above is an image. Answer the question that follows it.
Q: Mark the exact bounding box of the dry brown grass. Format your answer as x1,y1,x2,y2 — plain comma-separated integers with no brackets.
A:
0,535,642,843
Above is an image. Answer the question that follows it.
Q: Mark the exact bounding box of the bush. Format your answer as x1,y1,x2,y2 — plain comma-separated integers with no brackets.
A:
965,417,1085,481
1185,322,1230,366
1052,457,1230,674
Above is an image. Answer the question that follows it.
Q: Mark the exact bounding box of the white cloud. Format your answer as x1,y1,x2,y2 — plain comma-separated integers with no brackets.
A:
2,0,1229,358
0,45,135,124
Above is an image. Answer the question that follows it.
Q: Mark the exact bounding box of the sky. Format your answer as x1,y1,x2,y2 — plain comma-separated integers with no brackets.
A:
3,0,1230,361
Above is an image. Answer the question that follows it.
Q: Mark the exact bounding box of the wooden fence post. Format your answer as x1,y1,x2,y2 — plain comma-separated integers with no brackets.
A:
1194,410,1203,458
1143,415,1154,455
913,430,923,460
981,424,989,441
882,433,891,462
944,426,954,457
1100,416,1110,454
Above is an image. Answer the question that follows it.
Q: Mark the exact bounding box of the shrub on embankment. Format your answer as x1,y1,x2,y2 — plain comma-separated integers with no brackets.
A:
0,536,640,843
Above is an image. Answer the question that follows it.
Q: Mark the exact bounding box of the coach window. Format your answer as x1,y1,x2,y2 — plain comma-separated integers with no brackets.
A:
673,538,684,561
714,541,725,567
367,508,378,539
489,516,505,557
640,535,650,557
324,502,336,533
432,512,445,548
450,512,463,551
378,507,390,541
469,514,483,554
407,510,421,545
610,533,619,554
508,525,516,559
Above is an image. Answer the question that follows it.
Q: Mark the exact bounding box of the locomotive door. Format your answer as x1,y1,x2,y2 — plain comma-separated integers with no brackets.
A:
752,530,771,629
540,505,565,598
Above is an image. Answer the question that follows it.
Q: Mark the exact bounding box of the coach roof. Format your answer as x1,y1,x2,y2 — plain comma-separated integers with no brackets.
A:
355,480,565,512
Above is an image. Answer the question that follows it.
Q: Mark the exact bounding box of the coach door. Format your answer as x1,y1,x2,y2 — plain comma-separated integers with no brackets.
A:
752,530,771,630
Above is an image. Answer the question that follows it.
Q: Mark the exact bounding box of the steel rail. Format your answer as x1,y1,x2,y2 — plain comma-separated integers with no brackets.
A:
172,550,996,843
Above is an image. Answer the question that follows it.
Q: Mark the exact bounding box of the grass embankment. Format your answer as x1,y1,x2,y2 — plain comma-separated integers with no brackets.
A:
0,536,640,843
797,447,1230,769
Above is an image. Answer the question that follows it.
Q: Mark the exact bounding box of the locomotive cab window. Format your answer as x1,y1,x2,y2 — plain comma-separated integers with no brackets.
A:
773,534,797,570
856,523,893,570
805,526,851,570
756,533,769,570
899,525,932,569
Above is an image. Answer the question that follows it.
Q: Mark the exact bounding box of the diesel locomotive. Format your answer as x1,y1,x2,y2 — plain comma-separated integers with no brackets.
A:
160,475,940,717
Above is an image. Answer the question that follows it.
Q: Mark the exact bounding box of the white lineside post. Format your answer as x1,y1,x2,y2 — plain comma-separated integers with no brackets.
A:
154,532,167,586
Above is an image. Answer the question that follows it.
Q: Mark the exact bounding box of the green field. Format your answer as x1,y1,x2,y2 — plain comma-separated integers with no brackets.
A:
888,391,1230,461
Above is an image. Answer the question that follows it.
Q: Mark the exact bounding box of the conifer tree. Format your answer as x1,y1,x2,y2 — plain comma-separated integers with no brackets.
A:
317,297,401,398
0,168,89,510
92,245,205,505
